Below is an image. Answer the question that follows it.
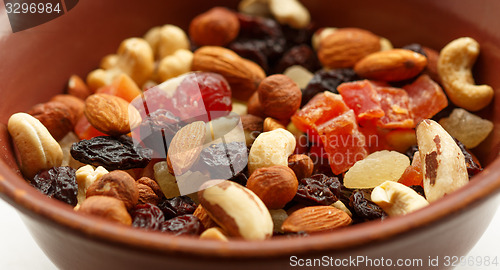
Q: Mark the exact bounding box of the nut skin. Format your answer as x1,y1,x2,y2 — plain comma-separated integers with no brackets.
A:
86,170,139,210
67,74,92,100
136,176,163,199
288,154,314,180
77,195,132,225
246,92,266,118
318,28,381,69
84,93,142,136
246,165,298,209
189,7,240,46
50,94,85,124
192,46,266,101
281,205,352,233
28,101,75,141
193,204,218,229
137,183,160,205
354,49,428,81
258,74,302,121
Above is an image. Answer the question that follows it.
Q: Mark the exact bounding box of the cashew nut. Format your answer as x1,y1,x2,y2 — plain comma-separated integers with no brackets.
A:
143,24,190,60
87,38,154,90
417,120,469,202
238,0,273,18
75,165,109,207
156,49,193,82
438,37,494,111
248,128,296,174
371,181,429,216
269,0,310,29
8,113,63,179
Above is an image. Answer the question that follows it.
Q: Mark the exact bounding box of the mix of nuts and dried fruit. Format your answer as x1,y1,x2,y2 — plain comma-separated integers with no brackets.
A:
7,0,495,241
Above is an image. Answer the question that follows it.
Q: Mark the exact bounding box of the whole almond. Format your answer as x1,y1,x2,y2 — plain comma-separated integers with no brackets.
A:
189,7,240,46
67,74,93,100
193,204,218,229
84,93,141,136
258,74,302,121
281,205,352,233
246,165,298,209
192,46,266,101
354,49,428,81
318,28,381,69
167,121,206,175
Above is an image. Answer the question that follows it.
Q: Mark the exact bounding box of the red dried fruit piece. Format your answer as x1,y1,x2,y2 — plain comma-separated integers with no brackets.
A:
375,86,415,129
403,74,448,125
358,120,390,153
337,80,385,121
74,116,107,140
291,92,349,136
398,165,424,187
317,110,368,175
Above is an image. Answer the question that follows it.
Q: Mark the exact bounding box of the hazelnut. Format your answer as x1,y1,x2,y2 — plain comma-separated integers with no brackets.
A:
288,154,314,180
258,74,302,121
50,94,85,124
246,165,298,209
78,195,132,225
246,91,266,118
189,7,240,46
137,183,160,205
137,177,163,198
263,117,286,132
86,170,139,210
28,101,75,141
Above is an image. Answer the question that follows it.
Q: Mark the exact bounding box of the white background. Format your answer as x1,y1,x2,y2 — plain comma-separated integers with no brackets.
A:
0,199,499,270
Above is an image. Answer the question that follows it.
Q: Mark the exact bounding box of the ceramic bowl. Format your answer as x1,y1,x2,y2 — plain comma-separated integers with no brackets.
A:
0,0,499,269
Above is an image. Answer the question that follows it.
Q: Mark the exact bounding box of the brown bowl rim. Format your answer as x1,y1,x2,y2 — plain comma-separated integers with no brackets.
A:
1,151,500,258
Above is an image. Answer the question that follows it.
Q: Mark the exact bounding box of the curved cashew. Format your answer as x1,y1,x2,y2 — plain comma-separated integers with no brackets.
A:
144,24,190,60
371,181,429,216
438,37,494,111
87,38,154,91
248,128,296,174
269,0,310,29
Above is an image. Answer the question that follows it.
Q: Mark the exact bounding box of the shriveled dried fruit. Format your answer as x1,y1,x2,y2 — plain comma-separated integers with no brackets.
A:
349,190,388,221
71,136,153,171
439,108,494,149
158,195,197,220
294,174,341,206
197,142,248,180
273,45,320,74
302,68,358,107
132,203,165,231
137,109,183,158
160,214,204,236
32,167,78,206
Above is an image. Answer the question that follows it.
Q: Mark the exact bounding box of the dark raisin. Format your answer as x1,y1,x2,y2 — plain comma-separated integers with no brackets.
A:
137,109,183,158
274,231,309,238
160,214,204,236
32,167,78,206
158,196,197,220
229,13,286,72
453,138,483,178
71,136,153,171
349,190,388,221
410,185,426,198
131,203,165,231
405,145,419,162
229,169,248,186
294,174,341,206
302,68,359,107
273,45,321,74
402,43,427,57
197,141,248,180
281,23,316,49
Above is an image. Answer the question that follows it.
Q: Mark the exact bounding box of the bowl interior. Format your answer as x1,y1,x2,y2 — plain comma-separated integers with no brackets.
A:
0,0,499,258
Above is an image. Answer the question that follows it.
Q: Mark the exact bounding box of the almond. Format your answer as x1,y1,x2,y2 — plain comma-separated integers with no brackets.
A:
354,49,428,81
281,205,352,233
84,93,141,136
318,28,381,69
192,46,266,101
167,121,206,175
193,204,218,229
67,74,93,100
